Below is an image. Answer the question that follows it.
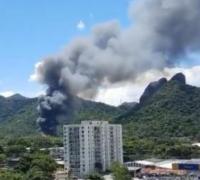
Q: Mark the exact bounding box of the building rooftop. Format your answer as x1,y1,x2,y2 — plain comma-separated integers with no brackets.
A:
192,143,200,147
134,160,155,166
81,120,108,125
55,160,64,165
156,160,180,169
141,167,187,176
127,166,141,171
126,159,200,170
177,159,200,164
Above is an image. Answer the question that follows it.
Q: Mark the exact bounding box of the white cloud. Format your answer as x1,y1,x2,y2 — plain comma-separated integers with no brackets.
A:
76,20,86,30
0,91,15,97
95,83,144,106
94,66,200,106
29,62,43,82
164,66,200,87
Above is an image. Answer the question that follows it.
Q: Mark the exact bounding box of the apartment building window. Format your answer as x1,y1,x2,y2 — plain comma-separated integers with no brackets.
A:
63,122,123,178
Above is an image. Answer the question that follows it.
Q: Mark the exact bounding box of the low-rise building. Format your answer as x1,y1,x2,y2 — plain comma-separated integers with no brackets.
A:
49,147,64,160
55,170,69,180
125,159,200,179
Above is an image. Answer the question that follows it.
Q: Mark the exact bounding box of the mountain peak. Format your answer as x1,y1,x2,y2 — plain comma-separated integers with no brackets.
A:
8,94,27,100
170,73,186,84
118,72,200,140
140,77,167,104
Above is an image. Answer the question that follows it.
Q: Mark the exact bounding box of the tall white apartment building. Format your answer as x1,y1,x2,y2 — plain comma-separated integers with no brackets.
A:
63,121,123,177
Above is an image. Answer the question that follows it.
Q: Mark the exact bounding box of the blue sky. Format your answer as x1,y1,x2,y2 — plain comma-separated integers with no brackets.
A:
1,0,200,105
0,0,131,97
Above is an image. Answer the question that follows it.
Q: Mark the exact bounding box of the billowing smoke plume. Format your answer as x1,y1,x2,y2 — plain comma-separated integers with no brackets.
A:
32,0,200,134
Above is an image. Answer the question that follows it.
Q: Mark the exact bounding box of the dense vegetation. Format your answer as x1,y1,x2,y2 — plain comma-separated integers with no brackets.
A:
0,136,59,180
111,162,131,180
0,95,123,138
56,98,125,135
1,73,200,161
120,76,200,139
123,137,200,161
117,74,200,160
0,95,39,138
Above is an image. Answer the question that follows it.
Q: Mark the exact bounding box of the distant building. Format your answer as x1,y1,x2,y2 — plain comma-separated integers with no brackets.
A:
63,121,123,177
172,159,200,171
49,147,64,160
192,143,200,147
7,158,20,169
125,159,200,179
55,170,69,180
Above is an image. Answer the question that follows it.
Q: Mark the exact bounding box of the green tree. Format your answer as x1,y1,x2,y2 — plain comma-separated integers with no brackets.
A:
25,167,49,180
16,152,57,180
111,162,131,180
87,173,104,180
0,145,4,153
0,170,23,180
0,154,6,166
6,145,26,157
16,154,32,173
30,154,57,179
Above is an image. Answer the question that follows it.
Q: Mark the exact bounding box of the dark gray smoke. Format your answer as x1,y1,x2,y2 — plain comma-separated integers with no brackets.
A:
37,90,68,134
33,0,200,134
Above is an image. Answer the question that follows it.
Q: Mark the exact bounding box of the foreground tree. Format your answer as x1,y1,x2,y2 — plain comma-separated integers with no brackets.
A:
31,154,57,178
111,162,131,180
0,170,23,180
16,152,57,179
0,154,6,166
26,167,49,180
87,173,104,180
